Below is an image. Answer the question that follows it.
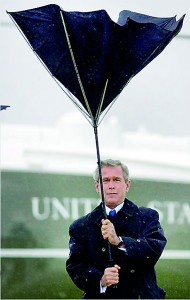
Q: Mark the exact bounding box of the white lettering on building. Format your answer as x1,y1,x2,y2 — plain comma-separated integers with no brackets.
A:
31,197,50,221
31,197,99,221
31,197,190,225
148,200,190,225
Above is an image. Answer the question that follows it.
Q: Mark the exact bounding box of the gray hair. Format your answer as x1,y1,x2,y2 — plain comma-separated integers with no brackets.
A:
93,159,130,183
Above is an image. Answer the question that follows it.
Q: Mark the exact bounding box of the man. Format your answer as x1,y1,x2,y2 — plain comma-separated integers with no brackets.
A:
66,159,167,299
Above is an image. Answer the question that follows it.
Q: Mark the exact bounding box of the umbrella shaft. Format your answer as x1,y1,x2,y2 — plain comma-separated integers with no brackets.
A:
93,126,107,219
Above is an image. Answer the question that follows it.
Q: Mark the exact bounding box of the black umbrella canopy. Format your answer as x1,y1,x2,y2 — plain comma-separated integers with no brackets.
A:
7,4,184,126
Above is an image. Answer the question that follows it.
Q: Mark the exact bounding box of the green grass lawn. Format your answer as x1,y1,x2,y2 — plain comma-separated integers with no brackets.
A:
156,259,190,299
2,258,190,299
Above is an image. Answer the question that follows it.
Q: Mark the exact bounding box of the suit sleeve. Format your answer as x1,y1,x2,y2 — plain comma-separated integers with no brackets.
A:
66,220,103,294
113,208,167,269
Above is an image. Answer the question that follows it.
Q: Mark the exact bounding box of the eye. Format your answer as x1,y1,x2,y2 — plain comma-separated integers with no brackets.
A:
115,178,121,182
103,178,109,183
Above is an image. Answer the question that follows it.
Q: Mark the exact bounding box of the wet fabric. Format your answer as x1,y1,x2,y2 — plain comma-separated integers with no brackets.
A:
7,5,185,122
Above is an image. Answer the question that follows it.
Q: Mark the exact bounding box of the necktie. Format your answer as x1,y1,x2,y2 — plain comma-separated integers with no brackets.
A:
109,209,116,217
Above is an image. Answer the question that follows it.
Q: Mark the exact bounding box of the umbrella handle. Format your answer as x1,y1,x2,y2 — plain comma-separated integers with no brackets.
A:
107,259,118,289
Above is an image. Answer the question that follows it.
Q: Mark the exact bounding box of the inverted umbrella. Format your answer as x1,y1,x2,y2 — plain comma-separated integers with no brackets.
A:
7,4,184,265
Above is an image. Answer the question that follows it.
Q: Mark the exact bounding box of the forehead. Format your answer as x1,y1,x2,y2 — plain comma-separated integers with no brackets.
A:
101,165,124,178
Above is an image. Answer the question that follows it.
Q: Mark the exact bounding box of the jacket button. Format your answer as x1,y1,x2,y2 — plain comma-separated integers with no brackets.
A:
102,247,106,252
137,239,140,242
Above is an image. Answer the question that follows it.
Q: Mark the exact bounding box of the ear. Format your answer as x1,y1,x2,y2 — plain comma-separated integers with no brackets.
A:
126,180,131,193
95,182,100,194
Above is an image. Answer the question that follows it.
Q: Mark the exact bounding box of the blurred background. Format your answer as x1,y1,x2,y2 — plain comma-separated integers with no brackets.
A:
1,0,190,299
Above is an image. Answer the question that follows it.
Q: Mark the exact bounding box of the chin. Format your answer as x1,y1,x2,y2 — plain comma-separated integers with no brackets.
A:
105,199,118,208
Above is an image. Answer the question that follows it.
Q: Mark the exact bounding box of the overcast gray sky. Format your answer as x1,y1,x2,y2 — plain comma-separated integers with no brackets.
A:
1,0,190,137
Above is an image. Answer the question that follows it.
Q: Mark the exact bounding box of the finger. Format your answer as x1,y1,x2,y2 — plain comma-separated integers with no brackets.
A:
102,219,111,225
106,275,119,285
106,266,119,273
105,273,119,283
114,264,121,270
103,268,120,286
101,224,113,233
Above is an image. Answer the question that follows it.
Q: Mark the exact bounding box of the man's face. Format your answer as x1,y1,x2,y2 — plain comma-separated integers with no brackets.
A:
95,165,130,209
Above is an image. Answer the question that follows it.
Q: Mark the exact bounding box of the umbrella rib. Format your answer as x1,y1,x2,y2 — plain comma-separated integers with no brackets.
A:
97,76,133,126
95,79,109,125
98,96,120,126
52,78,94,126
99,76,134,124
98,78,132,126
60,11,95,125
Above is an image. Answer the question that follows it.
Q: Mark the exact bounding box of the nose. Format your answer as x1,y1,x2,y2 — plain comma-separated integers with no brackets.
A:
108,180,115,189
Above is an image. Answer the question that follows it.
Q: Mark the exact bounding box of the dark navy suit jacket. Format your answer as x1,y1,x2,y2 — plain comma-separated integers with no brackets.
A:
66,198,167,299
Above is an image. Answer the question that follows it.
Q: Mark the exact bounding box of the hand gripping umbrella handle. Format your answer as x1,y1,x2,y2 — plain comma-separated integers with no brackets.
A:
107,259,118,289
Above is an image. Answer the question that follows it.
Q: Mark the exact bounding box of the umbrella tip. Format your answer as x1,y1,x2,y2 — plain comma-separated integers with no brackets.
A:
0,105,10,111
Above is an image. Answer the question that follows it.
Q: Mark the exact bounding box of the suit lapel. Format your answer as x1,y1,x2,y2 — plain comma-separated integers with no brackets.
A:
112,199,139,236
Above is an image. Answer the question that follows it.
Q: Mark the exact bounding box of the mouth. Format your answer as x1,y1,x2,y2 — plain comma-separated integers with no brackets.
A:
107,192,117,195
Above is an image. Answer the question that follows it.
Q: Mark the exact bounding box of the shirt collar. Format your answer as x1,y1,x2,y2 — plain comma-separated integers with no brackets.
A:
105,202,124,215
